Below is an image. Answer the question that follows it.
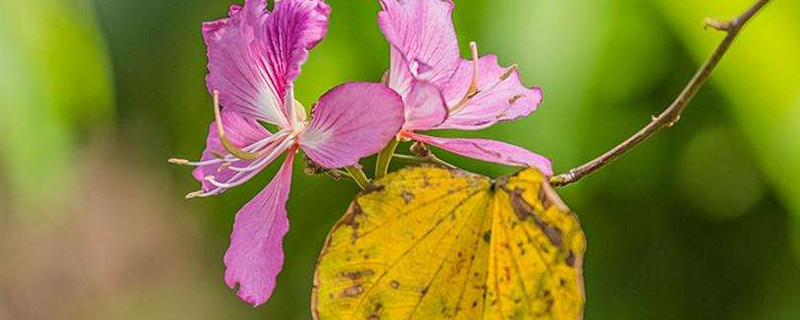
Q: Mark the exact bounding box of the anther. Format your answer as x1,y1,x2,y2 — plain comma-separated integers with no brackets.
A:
169,158,190,165
499,64,518,81
185,190,206,199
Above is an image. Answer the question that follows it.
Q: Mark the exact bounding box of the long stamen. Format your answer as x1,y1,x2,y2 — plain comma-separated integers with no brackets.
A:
449,42,481,114
202,137,296,192
204,153,272,189
499,64,518,81
467,42,480,97
212,90,261,161
168,130,291,167
448,60,521,116
228,137,294,172
481,64,519,94
185,190,209,199
169,157,224,167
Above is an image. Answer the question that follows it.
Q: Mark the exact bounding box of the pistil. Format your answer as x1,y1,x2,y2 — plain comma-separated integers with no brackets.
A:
212,90,262,161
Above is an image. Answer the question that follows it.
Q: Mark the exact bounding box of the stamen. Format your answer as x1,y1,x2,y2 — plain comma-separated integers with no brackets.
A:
202,138,296,192
449,42,481,115
168,158,190,165
468,42,480,96
175,158,226,167
204,174,251,190
228,137,294,172
167,131,289,168
185,190,207,199
499,64,518,81
480,65,521,95
212,90,261,161
210,150,226,159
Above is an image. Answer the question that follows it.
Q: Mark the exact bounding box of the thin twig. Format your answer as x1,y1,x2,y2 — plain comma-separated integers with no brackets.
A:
408,142,460,170
550,0,771,187
392,154,458,169
324,169,354,181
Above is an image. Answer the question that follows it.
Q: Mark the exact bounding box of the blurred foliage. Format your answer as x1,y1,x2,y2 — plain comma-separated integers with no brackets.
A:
0,0,113,221
0,0,798,319
658,0,800,263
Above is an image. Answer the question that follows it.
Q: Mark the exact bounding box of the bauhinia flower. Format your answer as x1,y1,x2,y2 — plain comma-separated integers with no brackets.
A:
170,0,404,306
377,0,552,175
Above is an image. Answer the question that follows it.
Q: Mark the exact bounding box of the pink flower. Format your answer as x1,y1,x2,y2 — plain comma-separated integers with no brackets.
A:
172,0,404,306
378,0,552,175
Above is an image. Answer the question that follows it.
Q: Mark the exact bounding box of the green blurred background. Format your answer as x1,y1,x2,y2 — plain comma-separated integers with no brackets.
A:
1,0,798,319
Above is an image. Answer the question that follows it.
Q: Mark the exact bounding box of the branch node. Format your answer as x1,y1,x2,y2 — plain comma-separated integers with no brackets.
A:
704,17,733,32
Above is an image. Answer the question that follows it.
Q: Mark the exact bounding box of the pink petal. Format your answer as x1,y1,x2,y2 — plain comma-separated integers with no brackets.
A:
223,150,296,307
378,0,460,90
386,47,413,98
403,80,448,131
439,55,543,130
192,110,271,192
406,133,553,176
300,83,405,168
203,0,330,127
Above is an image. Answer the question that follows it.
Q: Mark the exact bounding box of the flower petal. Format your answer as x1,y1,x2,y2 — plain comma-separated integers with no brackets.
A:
192,110,272,192
223,150,295,307
438,55,543,130
406,133,553,176
378,0,460,90
300,83,405,168
403,80,448,131
203,0,330,127
386,47,413,98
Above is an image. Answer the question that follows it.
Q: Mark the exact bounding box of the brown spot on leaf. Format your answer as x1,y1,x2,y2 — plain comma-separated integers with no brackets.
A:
508,188,564,247
401,190,415,204
342,269,374,281
341,204,365,245
566,251,576,267
538,186,554,209
362,184,385,195
343,285,364,297
390,280,400,289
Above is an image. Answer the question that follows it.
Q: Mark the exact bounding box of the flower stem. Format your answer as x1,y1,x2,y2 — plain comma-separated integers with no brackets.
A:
375,138,400,180
549,0,771,187
345,166,371,189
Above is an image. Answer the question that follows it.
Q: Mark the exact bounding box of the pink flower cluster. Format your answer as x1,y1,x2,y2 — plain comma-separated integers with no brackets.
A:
171,0,551,307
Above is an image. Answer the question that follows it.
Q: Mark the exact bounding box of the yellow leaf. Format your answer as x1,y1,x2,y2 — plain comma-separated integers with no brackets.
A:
313,166,586,319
